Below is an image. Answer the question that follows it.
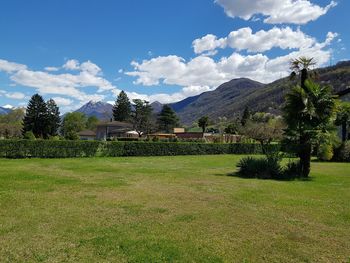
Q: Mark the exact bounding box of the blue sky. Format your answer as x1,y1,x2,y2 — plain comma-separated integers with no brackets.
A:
0,0,348,111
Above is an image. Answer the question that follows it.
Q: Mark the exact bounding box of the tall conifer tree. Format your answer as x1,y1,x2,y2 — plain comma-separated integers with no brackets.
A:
113,91,131,122
157,105,179,133
23,94,49,138
46,99,61,136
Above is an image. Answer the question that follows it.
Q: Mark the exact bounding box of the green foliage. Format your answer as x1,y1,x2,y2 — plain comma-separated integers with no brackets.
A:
131,99,153,136
241,106,251,126
283,78,337,177
46,99,61,136
23,94,50,138
62,112,87,140
333,141,350,162
236,156,302,180
236,156,282,180
317,143,334,161
113,90,132,122
198,116,209,133
283,160,302,178
86,116,99,130
23,131,36,140
242,118,284,154
0,109,25,138
157,105,179,133
0,140,279,158
0,140,102,158
335,102,350,142
225,123,238,134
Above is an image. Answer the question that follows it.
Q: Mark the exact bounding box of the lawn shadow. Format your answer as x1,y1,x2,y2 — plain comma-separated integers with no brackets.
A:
215,172,314,182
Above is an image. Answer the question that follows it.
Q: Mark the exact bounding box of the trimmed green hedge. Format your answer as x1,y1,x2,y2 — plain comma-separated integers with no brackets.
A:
0,140,279,158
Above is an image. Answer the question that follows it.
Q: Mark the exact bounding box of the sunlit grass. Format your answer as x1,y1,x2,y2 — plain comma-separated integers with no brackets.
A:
0,155,349,262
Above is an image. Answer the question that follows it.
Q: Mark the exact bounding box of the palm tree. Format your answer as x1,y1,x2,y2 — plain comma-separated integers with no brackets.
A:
290,56,316,90
335,102,350,142
283,79,337,177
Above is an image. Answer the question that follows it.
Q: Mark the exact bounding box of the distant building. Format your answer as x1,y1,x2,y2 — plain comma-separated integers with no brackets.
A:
96,121,134,140
78,130,96,141
173,127,203,139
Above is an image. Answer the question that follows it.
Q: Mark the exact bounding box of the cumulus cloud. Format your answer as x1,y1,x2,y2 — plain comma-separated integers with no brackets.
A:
0,90,26,100
63,59,80,71
111,85,213,104
192,34,227,54
193,27,316,54
215,0,337,24
127,31,336,87
0,58,115,104
44,66,59,72
0,59,27,73
52,97,73,106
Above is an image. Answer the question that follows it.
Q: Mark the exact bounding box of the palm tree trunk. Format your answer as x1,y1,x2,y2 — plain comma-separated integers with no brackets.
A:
301,68,308,90
299,135,311,177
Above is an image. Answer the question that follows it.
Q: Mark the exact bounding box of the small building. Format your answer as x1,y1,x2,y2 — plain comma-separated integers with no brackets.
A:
96,121,134,140
173,128,185,133
147,133,176,140
175,132,204,139
78,130,96,141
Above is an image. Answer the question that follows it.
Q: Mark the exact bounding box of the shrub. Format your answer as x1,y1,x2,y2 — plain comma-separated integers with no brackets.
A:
23,131,36,140
236,156,302,180
317,143,334,161
333,141,350,162
283,160,302,179
236,156,282,180
0,140,280,159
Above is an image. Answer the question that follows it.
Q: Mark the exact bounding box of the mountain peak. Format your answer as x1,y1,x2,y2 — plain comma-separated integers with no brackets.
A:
75,101,113,120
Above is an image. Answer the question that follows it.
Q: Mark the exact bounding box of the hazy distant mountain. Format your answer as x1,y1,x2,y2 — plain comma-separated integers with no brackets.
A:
150,101,163,113
176,78,264,124
0,107,12,115
170,95,200,112
172,61,350,124
74,101,113,120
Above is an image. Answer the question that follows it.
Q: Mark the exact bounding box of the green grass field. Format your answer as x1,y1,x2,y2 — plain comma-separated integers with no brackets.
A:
0,155,349,262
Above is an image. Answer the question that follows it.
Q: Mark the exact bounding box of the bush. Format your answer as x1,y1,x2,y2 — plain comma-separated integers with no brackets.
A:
283,160,302,179
0,140,101,158
236,156,282,179
333,141,350,162
0,140,280,159
23,131,36,140
236,156,302,180
317,143,334,161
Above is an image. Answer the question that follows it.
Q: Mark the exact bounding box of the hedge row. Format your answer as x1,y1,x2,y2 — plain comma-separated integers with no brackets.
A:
0,140,280,158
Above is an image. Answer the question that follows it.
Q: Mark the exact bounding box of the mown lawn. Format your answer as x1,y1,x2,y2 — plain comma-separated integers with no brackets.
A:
0,155,349,262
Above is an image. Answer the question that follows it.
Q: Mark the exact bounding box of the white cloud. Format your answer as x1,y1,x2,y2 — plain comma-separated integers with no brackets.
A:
52,97,73,106
0,90,26,100
215,0,337,24
0,59,115,104
193,27,316,54
127,31,336,87
0,59,27,73
63,59,80,70
2,104,14,109
192,34,227,54
44,66,59,72
111,85,213,104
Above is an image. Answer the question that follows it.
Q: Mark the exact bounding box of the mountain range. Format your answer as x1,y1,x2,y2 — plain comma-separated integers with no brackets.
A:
75,101,113,120
74,60,350,125
0,106,13,115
